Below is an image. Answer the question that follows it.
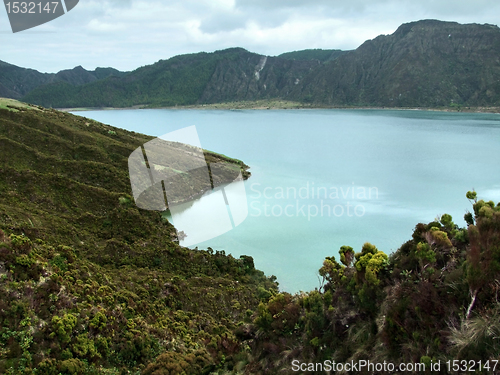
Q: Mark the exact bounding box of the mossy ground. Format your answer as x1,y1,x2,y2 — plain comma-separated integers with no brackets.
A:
0,100,275,374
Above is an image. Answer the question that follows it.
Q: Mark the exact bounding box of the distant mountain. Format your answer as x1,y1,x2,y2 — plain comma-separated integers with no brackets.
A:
22,48,321,108
197,49,320,104
290,20,500,107
0,61,126,100
54,65,126,85
0,60,53,99
5,20,500,108
277,48,350,62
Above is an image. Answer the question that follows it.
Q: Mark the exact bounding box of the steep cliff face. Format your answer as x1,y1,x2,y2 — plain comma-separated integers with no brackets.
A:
198,49,319,103
292,20,500,107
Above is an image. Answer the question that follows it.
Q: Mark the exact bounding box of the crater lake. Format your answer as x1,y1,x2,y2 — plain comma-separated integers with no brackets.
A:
73,108,500,293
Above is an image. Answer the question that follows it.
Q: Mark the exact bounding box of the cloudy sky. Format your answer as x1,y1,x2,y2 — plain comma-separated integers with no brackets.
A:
2,0,500,73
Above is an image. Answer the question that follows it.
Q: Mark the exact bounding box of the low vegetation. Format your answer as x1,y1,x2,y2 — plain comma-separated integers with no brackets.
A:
1,101,499,374
0,101,275,374
244,191,500,374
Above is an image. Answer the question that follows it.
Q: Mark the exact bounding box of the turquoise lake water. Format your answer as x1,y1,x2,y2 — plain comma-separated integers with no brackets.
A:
74,109,500,293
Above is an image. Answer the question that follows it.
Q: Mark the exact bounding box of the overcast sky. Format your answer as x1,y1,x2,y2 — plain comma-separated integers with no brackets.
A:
2,0,500,73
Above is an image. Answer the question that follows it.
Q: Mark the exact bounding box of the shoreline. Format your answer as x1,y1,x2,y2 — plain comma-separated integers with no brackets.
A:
58,100,500,114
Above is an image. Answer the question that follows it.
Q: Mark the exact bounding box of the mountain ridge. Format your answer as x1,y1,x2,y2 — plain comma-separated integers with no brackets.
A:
3,20,500,109
0,61,127,100
289,19,500,107
19,48,327,108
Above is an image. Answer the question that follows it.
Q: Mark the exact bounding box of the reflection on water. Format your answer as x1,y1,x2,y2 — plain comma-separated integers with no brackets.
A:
166,177,248,247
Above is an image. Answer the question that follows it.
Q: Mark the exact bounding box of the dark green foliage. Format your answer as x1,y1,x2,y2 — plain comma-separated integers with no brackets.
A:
142,349,213,375
0,103,275,374
466,190,478,201
58,358,84,374
339,245,354,267
2,101,500,374
465,211,475,226
244,194,500,374
463,196,500,320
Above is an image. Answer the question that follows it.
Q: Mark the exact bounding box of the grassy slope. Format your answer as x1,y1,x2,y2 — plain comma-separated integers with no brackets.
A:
0,99,276,374
2,98,500,375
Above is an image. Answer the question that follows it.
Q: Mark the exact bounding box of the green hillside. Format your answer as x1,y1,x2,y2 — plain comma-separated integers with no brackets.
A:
22,49,248,108
1,93,500,373
22,48,319,109
0,62,125,100
0,99,276,374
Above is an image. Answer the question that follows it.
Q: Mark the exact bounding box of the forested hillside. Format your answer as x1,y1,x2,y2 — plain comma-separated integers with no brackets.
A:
20,48,320,108
5,20,500,109
0,62,125,100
